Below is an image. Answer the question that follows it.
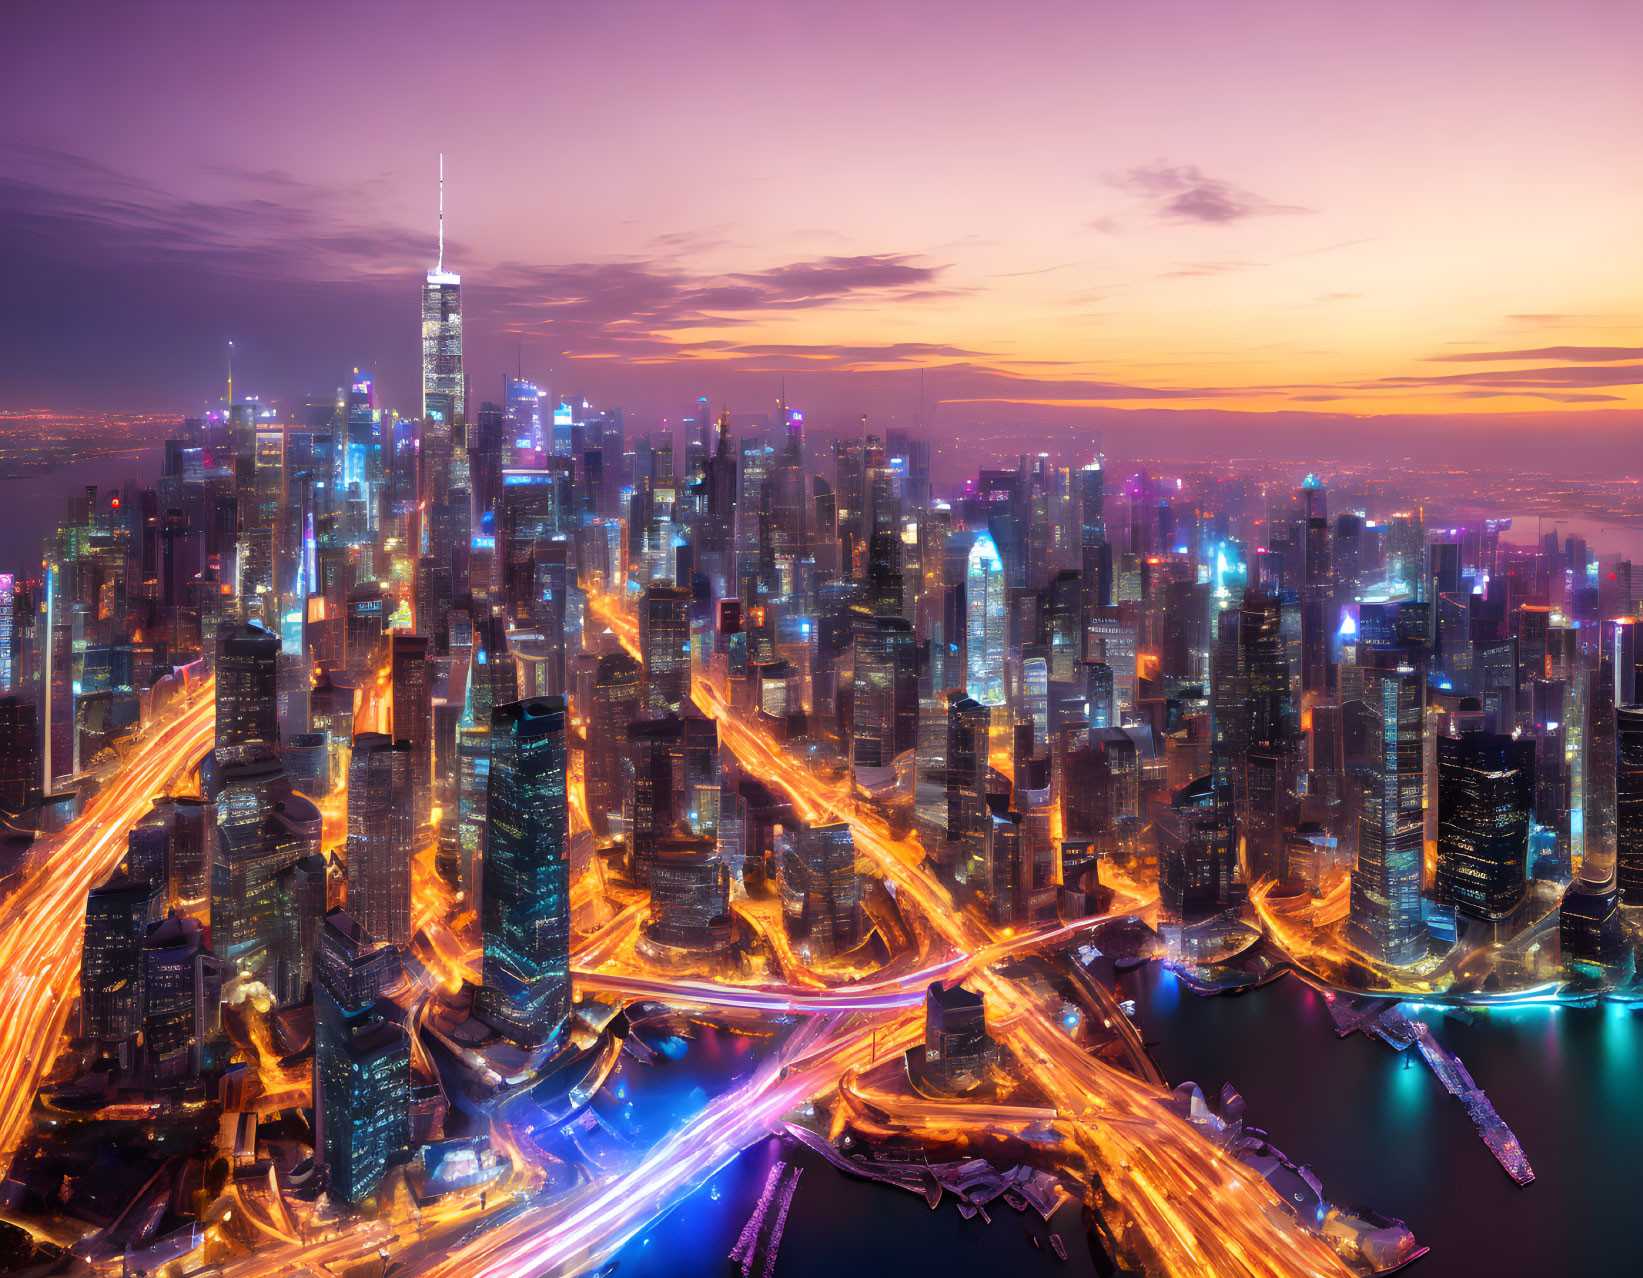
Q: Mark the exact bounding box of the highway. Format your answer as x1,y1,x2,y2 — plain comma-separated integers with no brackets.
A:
0,594,1355,1278
0,678,217,1174
587,593,1353,1277
416,1010,925,1278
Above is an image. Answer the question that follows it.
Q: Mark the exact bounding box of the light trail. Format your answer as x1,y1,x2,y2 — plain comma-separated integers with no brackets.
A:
571,970,929,1014
587,593,1352,1277
0,680,217,1174
420,1010,924,1278
14,593,1351,1278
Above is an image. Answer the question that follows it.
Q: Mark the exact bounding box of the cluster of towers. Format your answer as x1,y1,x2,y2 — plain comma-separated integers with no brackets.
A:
41,177,1643,1220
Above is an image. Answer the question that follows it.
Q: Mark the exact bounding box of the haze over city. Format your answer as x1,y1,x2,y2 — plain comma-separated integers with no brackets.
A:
6,1,1643,464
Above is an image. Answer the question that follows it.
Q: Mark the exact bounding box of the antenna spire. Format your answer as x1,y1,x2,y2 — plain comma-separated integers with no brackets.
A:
437,153,445,273
226,339,234,408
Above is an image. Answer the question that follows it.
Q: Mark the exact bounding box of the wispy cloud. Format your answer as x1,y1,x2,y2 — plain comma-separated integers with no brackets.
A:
1426,346,1643,363
1109,162,1312,226
480,253,958,363
0,145,964,404
1355,364,1643,394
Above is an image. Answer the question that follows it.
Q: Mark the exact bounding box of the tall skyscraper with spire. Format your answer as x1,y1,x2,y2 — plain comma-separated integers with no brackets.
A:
422,155,464,426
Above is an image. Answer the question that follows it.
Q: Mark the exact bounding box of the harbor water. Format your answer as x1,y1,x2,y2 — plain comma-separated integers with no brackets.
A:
0,448,159,575
1123,963,1643,1276
612,967,1642,1276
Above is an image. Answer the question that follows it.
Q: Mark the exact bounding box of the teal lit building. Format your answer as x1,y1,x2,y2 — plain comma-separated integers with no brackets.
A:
477,697,571,1046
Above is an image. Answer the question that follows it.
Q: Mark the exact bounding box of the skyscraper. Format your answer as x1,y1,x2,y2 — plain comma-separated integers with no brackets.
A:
850,610,918,774
505,377,545,452
1065,728,1140,858
1154,774,1243,930
422,157,464,426
639,583,691,716
914,980,996,1094
478,697,570,1046
345,733,415,947
139,915,226,1081
345,582,391,678
80,880,151,1042
343,368,376,498
391,632,432,823
136,795,213,921
1615,705,1643,902
965,532,1007,706
216,622,279,756
0,695,38,814
456,723,490,908
313,908,408,1205
945,694,992,849
586,651,641,835
211,762,302,984
779,822,863,960
627,715,686,888
642,836,733,956
1435,729,1534,926
1348,666,1427,965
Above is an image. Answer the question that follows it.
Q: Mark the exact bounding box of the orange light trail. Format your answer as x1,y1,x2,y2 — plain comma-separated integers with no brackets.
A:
0,680,217,1174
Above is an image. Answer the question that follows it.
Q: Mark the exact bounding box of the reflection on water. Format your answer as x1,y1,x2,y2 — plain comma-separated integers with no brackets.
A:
1124,963,1643,1276
608,1028,1095,1278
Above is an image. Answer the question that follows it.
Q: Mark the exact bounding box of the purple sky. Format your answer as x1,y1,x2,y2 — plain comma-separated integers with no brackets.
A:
4,0,1642,456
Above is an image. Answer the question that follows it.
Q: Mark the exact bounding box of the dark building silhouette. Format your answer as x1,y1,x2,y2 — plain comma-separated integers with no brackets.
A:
1616,705,1643,902
0,696,39,813
346,733,415,947
1155,775,1243,927
639,583,691,715
1435,729,1534,924
80,880,152,1042
913,980,995,1094
216,622,279,754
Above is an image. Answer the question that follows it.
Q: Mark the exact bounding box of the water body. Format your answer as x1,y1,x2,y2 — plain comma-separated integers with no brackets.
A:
613,1135,1093,1278
1123,963,1643,1275
0,448,159,575
606,1026,1093,1278
1496,511,1643,564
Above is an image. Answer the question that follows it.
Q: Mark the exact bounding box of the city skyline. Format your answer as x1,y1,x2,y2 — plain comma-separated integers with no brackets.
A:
3,6,1642,1277
4,1,1642,460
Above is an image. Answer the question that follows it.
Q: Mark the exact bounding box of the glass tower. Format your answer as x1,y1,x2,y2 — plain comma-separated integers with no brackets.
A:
478,696,571,1046
965,531,1006,706
422,271,464,426
1348,666,1427,965
422,159,464,425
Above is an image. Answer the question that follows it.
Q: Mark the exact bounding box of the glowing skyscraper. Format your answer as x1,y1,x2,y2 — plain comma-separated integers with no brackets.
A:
477,697,571,1047
343,368,375,495
422,156,464,425
505,377,545,452
1347,666,1426,965
965,531,1006,706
